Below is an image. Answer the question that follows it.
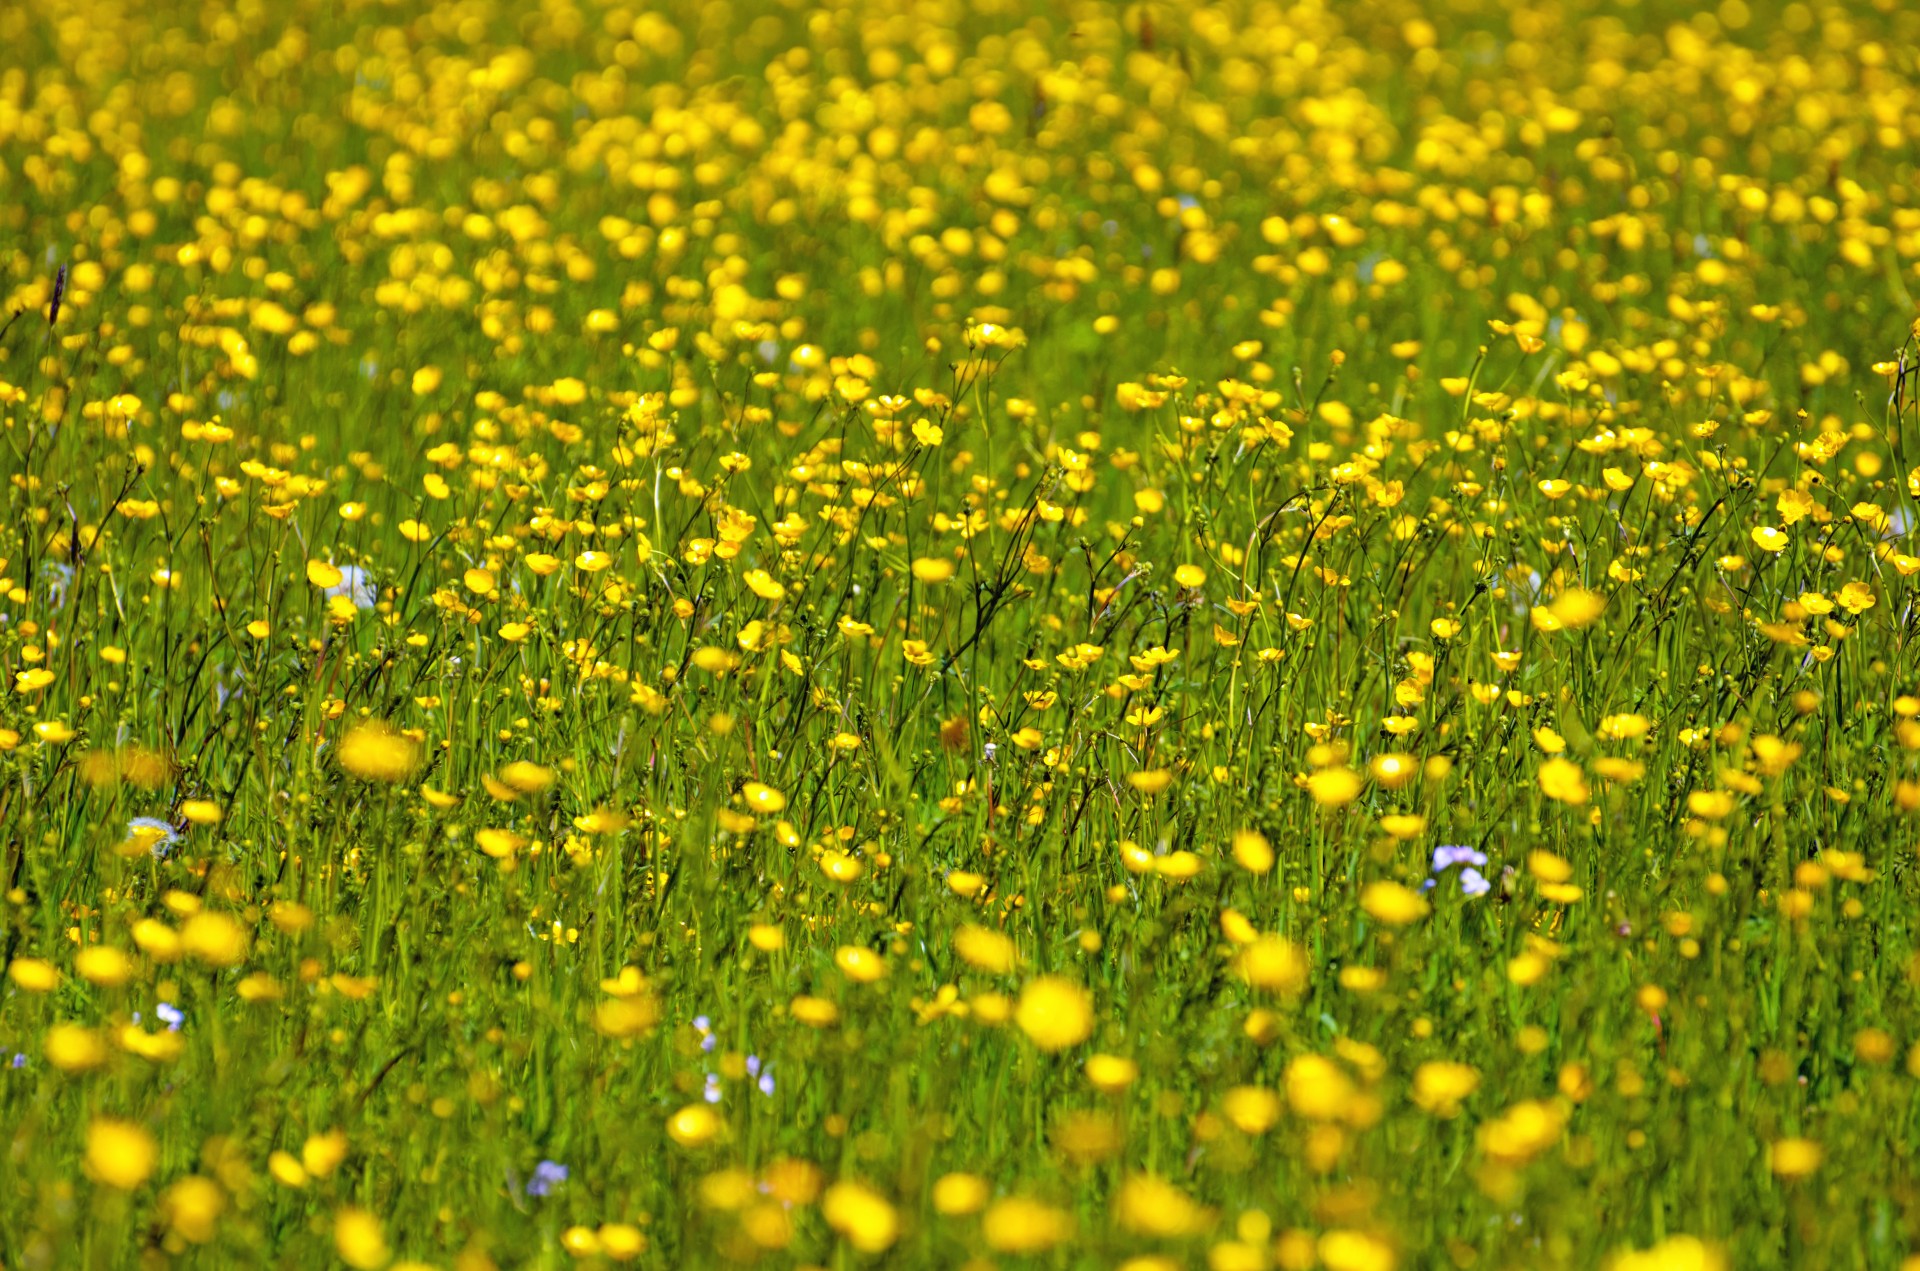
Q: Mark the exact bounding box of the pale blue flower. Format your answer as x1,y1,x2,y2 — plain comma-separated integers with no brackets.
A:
1431,844,1486,872
526,1160,568,1197
324,565,377,610
127,817,180,859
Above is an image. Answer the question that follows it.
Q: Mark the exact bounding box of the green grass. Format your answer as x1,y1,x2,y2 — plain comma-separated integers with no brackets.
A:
3,0,1920,1266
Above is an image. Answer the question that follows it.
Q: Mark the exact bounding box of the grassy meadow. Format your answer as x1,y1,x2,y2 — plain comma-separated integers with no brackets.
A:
5,0,1920,1265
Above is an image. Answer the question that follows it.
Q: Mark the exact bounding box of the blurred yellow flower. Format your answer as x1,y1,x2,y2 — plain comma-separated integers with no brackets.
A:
86,1118,157,1190
822,1180,898,1253
981,1196,1076,1253
1360,881,1429,927
1014,975,1094,1051
336,721,420,782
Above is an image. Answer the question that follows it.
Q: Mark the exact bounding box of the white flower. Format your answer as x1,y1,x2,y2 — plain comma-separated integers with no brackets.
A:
126,817,180,858
325,565,377,609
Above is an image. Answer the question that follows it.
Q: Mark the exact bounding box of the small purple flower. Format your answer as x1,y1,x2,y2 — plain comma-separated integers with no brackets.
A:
526,1159,569,1197
757,1072,775,1096
1431,845,1487,872
747,1055,774,1097
9,1053,25,1069
703,1073,723,1104
1458,867,1491,898
156,1002,184,1031
693,1015,716,1053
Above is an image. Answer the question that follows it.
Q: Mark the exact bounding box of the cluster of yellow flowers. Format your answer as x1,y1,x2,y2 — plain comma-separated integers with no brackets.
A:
2,0,1920,1265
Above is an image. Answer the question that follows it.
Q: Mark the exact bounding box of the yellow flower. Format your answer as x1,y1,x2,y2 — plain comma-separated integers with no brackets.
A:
180,799,222,825
1319,1229,1398,1271
1014,975,1094,1051
1609,1236,1726,1271
1769,1137,1823,1179
181,911,249,967
742,568,786,600
478,767,541,803
1234,934,1308,995
334,1207,391,1270
75,946,133,986
336,721,420,782
598,1223,648,1261
1307,766,1363,806
1232,829,1274,873
1084,1053,1139,1092
1155,850,1203,880
593,993,662,1039
1285,1054,1357,1121
1360,881,1429,927
1751,735,1802,776
1537,757,1590,805
1370,753,1418,788
835,946,887,983
1507,950,1553,986
911,556,955,583
1547,588,1604,627
7,957,60,992
788,995,841,1028
1686,789,1735,820
667,1104,722,1148
1378,813,1426,841
953,924,1020,973
1750,525,1789,552
303,1129,349,1177
14,667,54,693
1837,580,1876,614
87,1119,158,1190
1411,1061,1480,1117
822,1180,899,1253
474,829,525,858
46,1023,111,1073
1479,1098,1568,1165
820,851,864,883
741,781,786,812
931,1172,990,1216
1220,1085,1283,1135
1127,768,1174,794
981,1196,1076,1253
1777,487,1815,524
1115,1173,1213,1237
160,1175,226,1244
